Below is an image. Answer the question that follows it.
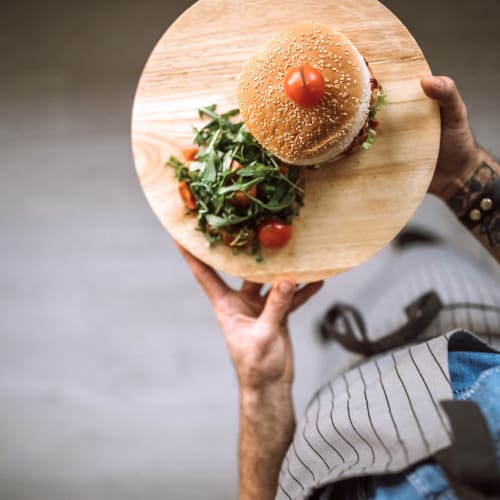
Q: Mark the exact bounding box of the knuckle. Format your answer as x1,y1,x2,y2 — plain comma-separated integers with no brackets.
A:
269,294,288,312
442,76,456,90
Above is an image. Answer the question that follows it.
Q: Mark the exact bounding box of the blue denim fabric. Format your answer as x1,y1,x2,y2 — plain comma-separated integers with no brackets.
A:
370,349,500,500
451,351,500,465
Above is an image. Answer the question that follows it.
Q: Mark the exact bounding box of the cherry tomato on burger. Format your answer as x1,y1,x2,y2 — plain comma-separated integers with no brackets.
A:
284,64,326,107
258,220,293,250
178,180,197,211
181,144,199,162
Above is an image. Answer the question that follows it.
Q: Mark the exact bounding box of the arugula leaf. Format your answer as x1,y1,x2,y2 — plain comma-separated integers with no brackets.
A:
374,92,386,113
362,128,377,150
200,149,218,182
205,213,253,228
217,178,264,195
198,104,216,118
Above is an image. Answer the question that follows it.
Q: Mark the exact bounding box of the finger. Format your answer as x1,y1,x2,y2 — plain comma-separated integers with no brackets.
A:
259,280,295,327
241,281,264,295
174,241,230,302
290,281,324,312
420,75,468,127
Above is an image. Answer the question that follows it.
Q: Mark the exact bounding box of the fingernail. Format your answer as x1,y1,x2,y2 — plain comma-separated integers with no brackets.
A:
279,281,294,294
432,76,445,89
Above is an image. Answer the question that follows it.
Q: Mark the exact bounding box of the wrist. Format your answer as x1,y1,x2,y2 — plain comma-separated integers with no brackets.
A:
240,382,293,406
445,151,499,217
435,146,482,203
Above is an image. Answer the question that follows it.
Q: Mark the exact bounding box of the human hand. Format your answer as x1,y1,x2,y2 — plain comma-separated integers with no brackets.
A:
176,244,323,392
421,75,480,200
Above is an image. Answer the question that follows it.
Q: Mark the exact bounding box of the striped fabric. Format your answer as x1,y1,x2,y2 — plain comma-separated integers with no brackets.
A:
353,246,500,346
277,245,500,500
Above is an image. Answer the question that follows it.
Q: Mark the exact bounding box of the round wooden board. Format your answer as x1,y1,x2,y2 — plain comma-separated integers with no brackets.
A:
131,0,440,284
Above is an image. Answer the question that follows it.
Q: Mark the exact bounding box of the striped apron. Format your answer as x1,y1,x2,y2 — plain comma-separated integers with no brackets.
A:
276,245,500,500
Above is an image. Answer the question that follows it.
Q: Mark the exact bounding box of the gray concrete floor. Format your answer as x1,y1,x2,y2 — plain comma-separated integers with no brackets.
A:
0,1,499,499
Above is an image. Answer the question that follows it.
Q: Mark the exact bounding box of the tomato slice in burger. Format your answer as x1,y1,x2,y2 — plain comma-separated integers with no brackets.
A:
258,220,293,249
284,64,326,107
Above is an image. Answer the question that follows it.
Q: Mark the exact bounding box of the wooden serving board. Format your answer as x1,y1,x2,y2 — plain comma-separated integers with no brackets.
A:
131,0,440,284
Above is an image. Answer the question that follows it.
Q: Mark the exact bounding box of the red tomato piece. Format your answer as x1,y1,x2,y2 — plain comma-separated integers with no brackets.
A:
231,186,257,207
258,220,292,249
181,144,199,162
230,159,243,172
279,163,290,175
178,180,197,211
228,160,256,207
283,64,326,107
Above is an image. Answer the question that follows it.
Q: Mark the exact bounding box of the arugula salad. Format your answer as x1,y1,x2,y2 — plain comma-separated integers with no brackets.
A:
168,106,304,262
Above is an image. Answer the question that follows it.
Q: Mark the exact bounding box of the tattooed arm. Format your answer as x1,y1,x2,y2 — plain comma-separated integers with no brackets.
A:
448,159,499,254
421,76,500,261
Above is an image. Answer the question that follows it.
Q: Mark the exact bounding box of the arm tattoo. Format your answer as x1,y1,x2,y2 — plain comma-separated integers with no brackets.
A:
448,162,497,215
448,161,499,250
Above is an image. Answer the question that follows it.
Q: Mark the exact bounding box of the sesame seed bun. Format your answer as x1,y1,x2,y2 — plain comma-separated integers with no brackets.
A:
237,22,372,166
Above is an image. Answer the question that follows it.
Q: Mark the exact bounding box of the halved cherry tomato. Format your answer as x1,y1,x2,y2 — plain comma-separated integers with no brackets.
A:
181,144,199,162
228,160,257,207
231,159,243,172
258,220,292,249
284,64,326,107
230,185,257,207
178,180,197,211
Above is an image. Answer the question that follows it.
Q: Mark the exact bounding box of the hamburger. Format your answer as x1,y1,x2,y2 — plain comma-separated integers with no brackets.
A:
237,22,384,166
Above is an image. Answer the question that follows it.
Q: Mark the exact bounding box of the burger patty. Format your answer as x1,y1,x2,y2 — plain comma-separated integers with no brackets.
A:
343,69,382,155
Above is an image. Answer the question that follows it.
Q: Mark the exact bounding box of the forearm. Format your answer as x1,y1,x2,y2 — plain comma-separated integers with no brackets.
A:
239,384,295,500
440,148,500,261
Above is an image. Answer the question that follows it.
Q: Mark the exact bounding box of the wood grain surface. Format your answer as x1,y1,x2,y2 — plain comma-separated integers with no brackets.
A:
131,0,440,284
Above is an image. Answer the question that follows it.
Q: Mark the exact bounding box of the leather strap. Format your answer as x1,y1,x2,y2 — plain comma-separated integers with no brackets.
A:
459,177,500,230
319,291,442,356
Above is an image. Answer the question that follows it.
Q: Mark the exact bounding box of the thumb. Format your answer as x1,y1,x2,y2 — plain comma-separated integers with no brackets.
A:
259,281,295,328
421,75,468,128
